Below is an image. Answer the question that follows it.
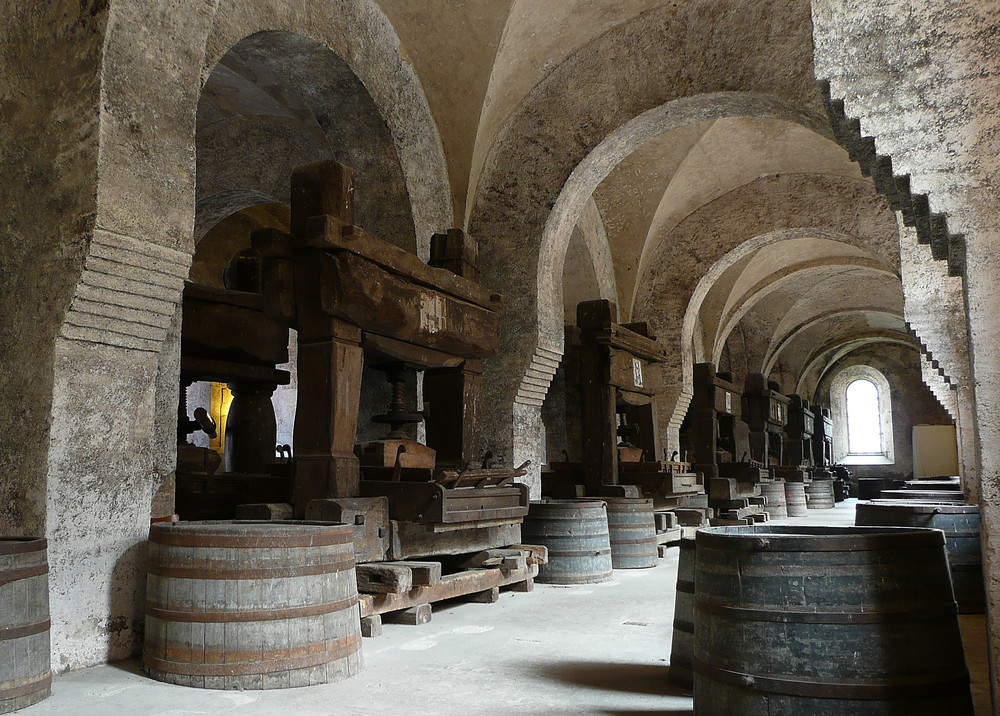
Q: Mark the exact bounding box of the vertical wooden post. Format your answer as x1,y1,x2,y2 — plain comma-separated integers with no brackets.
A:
577,300,619,493
293,317,364,511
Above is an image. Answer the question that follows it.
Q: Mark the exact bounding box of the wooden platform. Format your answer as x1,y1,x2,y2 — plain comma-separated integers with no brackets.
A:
356,546,544,624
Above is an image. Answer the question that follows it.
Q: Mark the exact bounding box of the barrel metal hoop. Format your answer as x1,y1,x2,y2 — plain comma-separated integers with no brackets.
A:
0,672,52,701
696,528,944,552
695,597,958,624
146,594,358,623
0,539,46,556
693,658,970,699
546,548,611,558
150,530,351,549
609,537,658,546
676,580,695,593
143,634,361,677
672,619,693,633
0,564,49,588
147,558,355,581
0,620,50,642
539,572,612,584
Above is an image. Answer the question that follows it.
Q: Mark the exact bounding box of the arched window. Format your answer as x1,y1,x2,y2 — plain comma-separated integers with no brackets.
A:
846,379,882,454
829,366,894,465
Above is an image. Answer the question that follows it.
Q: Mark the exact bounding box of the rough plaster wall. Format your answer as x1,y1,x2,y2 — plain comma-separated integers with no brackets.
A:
813,0,1000,694
814,344,952,480
0,1,105,538
468,0,828,493
201,0,451,258
196,31,418,248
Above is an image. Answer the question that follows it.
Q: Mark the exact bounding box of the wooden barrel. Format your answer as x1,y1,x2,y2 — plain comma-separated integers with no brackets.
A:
783,482,808,517
604,498,658,569
832,478,847,502
904,479,961,491
856,501,984,614
881,489,964,502
693,526,973,715
758,482,787,518
804,479,835,509
857,477,903,500
144,521,363,689
668,537,695,688
522,500,613,584
0,538,50,714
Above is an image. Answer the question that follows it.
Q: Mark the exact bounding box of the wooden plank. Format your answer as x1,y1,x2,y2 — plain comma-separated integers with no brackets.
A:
360,615,382,638
309,217,501,311
509,576,534,593
356,564,413,594
386,604,432,626
510,544,548,565
468,587,500,604
461,549,526,571
656,526,683,545
360,564,538,618
389,561,442,587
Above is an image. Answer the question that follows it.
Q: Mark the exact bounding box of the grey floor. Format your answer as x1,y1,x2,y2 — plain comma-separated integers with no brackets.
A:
26,500,991,715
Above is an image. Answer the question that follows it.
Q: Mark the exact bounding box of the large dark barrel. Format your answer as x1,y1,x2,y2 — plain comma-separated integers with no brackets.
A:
604,498,658,569
784,482,808,517
694,526,973,715
668,537,695,688
804,479,835,509
144,521,363,689
856,501,984,614
881,489,964,502
0,538,50,714
758,482,787,518
857,477,903,500
522,500,613,584
832,478,847,502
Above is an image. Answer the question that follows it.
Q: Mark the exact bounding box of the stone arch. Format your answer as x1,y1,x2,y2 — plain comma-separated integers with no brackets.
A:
711,258,897,364
485,93,828,490
43,0,450,671
762,309,906,376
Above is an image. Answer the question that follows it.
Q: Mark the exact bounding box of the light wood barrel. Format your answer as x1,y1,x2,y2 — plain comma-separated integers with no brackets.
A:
144,521,362,689
668,537,695,688
856,501,984,614
784,482,808,517
758,482,787,518
0,538,50,714
804,479,835,509
694,526,973,715
522,501,613,584
604,498,658,569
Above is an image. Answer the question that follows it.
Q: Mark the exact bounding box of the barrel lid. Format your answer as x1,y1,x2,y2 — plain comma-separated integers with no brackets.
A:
696,525,946,551
149,520,353,548
530,499,607,507
858,500,978,515
0,537,46,555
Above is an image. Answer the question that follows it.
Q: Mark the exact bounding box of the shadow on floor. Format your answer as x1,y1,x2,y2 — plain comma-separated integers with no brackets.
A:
540,661,691,697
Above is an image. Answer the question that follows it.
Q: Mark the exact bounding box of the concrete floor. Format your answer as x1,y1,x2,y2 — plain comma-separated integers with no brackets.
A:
25,500,992,715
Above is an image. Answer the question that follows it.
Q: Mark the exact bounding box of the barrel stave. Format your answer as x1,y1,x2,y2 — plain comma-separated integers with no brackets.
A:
0,538,51,715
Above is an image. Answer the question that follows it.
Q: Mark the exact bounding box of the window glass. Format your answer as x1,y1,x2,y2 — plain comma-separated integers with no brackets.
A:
846,378,882,453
